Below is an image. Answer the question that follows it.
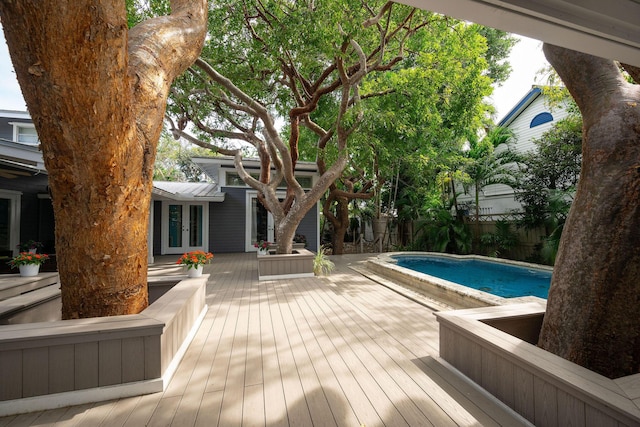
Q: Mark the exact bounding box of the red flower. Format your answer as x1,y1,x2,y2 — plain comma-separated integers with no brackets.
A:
176,250,214,269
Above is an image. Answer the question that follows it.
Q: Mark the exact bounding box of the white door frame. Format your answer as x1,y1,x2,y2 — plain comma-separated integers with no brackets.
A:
161,201,209,254
0,190,21,256
245,191,279,252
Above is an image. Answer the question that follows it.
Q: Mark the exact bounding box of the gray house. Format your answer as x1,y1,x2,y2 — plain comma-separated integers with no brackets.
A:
150,157,319,259
0,111,319,263
0,110,52,258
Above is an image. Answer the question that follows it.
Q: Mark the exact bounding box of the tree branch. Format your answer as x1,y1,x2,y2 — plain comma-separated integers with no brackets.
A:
543,44,630,125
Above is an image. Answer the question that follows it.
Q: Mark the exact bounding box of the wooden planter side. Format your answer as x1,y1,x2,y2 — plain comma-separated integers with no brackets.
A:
257,248,314,281
436,302,640,427
0,275,208,416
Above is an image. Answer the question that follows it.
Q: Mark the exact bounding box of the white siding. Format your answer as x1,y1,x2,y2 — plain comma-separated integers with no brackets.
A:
508,96,569,156
458,91,570,215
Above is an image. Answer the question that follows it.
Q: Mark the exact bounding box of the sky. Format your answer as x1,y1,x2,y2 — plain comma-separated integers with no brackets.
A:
488,35,548,121
0,30,26,112
0,31,547,122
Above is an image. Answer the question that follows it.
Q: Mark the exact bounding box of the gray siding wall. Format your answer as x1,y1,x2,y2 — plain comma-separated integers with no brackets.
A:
210,187,318,253
0,117,31,142
210,187,246,253
297,204,318,252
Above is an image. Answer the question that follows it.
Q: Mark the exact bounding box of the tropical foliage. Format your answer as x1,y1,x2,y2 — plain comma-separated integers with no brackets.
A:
480,220,519,258
313,246,335,276
166,0,515,254
461,127,520,245
514,115,582,231
412,201,472,254
538,190,573,264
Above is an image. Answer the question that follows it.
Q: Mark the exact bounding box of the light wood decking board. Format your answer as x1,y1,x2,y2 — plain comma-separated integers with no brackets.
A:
293,276,455,426
0,253,529,427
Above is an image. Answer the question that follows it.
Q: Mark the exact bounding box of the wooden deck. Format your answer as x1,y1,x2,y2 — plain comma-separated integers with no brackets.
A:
0,253,531,426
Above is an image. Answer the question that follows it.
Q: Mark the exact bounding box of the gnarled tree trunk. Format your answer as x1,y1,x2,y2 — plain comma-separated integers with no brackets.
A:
538,44,640,378
0,0,207,318
324,193,350,255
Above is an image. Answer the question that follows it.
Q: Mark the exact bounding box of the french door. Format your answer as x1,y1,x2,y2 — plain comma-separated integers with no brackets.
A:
163,202,208,254
0,191,20,256
246,193,274,252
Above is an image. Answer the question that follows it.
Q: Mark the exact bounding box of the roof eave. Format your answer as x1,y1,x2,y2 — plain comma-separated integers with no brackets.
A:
498,87,542,127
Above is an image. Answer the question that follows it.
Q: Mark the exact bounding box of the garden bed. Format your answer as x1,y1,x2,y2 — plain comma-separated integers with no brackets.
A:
436,301,640,426
0,274,208,416
257,248,314,281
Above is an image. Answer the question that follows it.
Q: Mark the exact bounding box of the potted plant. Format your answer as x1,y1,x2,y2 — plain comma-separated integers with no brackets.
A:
17,240,44,254
176,250,214,277
313,246,335,276
254,240,271,255
8,252,50,277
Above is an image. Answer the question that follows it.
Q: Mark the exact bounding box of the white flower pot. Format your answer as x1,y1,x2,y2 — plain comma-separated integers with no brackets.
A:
19,264,40,277
187,265,203,278
258,248,268,255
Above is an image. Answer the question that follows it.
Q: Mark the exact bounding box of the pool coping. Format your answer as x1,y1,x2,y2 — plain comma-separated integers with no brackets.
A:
368,252,552,309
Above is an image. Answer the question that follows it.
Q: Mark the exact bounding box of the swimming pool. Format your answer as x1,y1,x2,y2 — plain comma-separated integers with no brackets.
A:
367,252,553,308
395,255,551,298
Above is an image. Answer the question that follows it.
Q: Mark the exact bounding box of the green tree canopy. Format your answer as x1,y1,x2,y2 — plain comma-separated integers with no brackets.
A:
153,133,214,182
166,0,515,253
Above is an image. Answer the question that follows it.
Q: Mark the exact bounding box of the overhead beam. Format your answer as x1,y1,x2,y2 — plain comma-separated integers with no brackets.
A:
397,0,640,66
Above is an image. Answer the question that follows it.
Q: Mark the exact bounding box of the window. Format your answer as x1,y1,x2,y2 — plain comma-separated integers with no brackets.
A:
296,176,313,189
10,123,39,145
530,112,554,128
225,172,259,186
225,171,313,188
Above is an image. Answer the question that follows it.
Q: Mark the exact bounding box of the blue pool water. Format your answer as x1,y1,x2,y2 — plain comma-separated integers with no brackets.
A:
393,255,552,298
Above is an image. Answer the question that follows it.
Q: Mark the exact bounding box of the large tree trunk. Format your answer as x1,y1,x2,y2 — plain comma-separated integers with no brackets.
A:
274,214,298,254
325,195,350,255
538,44,640,378
0,1,207,318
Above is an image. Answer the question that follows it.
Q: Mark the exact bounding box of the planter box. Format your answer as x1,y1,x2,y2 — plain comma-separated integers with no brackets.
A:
0,274,208,416
267,242,307,251
436,301,640,426
257,248,314,281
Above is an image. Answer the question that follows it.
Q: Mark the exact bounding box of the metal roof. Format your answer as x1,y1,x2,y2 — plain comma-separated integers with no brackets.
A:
152,181,225,202
498,87,542,128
